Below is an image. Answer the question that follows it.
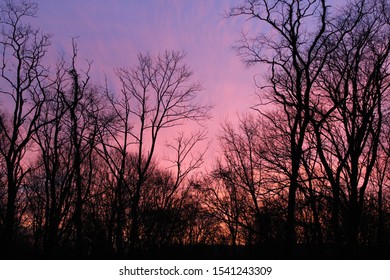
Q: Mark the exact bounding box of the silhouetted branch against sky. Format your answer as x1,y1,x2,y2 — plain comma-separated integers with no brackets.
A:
1,0,390,258
26,0,262,165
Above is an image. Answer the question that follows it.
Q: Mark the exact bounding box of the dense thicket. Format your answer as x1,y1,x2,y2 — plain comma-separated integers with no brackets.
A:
0,0,389,259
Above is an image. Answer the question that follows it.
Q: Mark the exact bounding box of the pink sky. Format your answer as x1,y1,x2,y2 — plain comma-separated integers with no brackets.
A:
33,0,261,169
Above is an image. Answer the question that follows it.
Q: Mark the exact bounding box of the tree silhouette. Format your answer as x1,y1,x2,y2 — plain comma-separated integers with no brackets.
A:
310,0,390,248
0,0,50,255
229,0,390,254
114,50,211,249
1,0,390,259
229,0,341,249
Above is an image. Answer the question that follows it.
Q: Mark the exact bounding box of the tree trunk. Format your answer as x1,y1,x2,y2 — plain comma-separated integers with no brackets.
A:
331,185,342,248
115,179,124,256
285,176,298,250
285,149,301,253
3,165,17,256
129,183,141,251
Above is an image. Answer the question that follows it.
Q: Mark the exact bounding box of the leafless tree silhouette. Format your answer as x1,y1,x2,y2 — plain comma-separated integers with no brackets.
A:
0,0,50,254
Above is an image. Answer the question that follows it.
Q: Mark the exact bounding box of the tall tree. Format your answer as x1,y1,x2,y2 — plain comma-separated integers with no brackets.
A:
217,114,266,244
27,57,72,255
64,41,102,255
229,0,342,249
0,0,50,254
114,50,211,249
312,0,390,248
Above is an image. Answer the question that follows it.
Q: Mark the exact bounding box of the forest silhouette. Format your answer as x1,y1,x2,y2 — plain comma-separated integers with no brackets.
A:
0,0,390,259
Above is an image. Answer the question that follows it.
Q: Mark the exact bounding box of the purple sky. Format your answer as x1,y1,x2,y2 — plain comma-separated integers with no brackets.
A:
33,0,261,168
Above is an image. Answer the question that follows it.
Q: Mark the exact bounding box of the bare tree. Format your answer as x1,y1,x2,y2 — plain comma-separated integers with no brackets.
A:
196,173,246,247
371,140,390,246
26,57,71,255
93,77,133,255
20,40,105,256
145,130,208,247
164,130,208,202
311,0,390,248
0,0,50,253
113,50,211,249
63,41,103,256
229,0,360,250
217,114,268,244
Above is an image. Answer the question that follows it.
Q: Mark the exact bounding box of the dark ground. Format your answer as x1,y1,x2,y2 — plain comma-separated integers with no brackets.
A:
3,243,390,260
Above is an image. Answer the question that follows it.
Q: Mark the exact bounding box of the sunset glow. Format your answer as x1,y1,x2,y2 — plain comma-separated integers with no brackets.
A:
31,0,260,166
1,0,389,260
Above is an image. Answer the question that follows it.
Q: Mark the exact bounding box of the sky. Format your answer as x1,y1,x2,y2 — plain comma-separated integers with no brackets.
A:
32,0,261,169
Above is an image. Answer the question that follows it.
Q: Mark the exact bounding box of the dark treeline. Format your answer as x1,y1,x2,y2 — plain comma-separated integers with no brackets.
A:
0,0,390,259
